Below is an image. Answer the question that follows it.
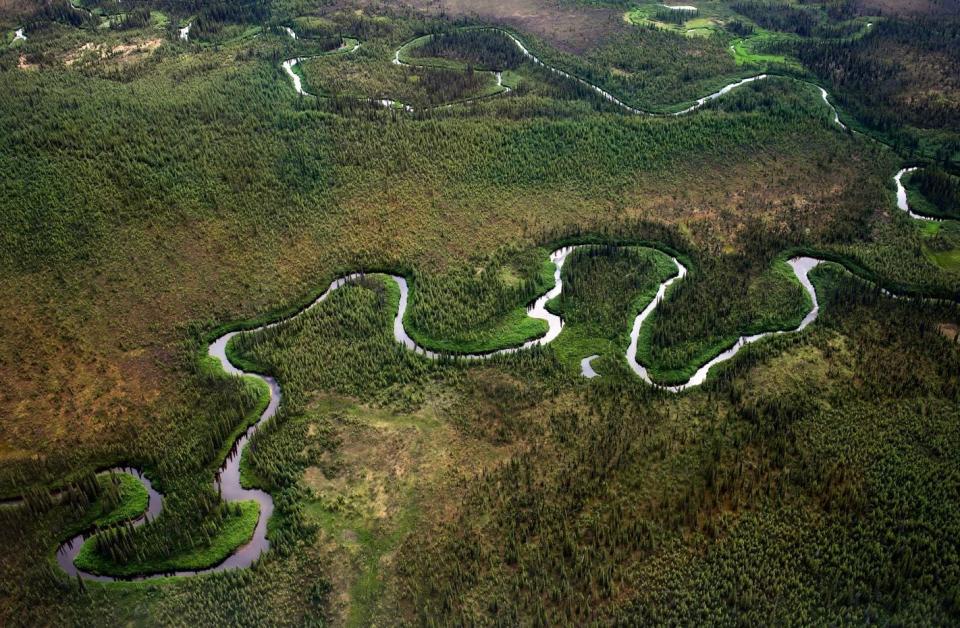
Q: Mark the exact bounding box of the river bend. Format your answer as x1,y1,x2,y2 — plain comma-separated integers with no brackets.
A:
13,23,953,582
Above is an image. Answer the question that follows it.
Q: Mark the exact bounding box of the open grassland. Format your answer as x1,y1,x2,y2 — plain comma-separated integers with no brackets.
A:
920,221,960,273
729,29,802,69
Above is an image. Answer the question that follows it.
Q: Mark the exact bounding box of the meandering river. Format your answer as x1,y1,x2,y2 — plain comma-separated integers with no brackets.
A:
276,25,859,137
39,245,828,579
283,28,780,117
15,24,953,582
894,167,943,221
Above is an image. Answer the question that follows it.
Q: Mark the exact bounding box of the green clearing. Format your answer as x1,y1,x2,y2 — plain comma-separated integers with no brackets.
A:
500,69,522,89
149,11,169,28
624,4,725,38
305,489,421,627
926,246,960,272
919,220,960,272
884,172,960,273
729,30,802,69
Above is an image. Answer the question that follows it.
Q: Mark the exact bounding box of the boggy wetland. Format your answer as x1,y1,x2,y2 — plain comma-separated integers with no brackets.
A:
2,0,960,624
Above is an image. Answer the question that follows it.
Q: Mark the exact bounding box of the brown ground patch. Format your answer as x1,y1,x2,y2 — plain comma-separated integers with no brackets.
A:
112,37,163,55
0,293,167,460
65,38,163,66
301,396,514,623
304,397,511,523
65,42,105,66
388,0,627,53
855,0,960,16
884,42,960,109
0,0,41,20
17,53,36,70
938,323,958,343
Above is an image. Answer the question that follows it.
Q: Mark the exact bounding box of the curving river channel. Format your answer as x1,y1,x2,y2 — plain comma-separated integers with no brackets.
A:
28,245,829,580
281,27,782,117
279,25,855,129
14,24,953,582
893,167,944,222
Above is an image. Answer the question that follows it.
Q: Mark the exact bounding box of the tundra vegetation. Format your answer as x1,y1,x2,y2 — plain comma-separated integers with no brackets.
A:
0,0,959,624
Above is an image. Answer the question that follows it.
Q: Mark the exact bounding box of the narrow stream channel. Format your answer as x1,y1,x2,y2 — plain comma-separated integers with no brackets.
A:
894,167,942,222
55,468,163,582
282,28,776,117
29,232,952,579
282,32,361,99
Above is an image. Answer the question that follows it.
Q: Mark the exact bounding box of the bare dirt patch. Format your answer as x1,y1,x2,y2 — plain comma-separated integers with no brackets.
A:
113,38,163,55
65,42,105,66
17,53,36,70
0,0,42,20
65,38,163,66
938,323,958,343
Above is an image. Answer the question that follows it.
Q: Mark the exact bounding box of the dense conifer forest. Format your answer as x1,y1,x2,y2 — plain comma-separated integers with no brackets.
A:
0,0,958,624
